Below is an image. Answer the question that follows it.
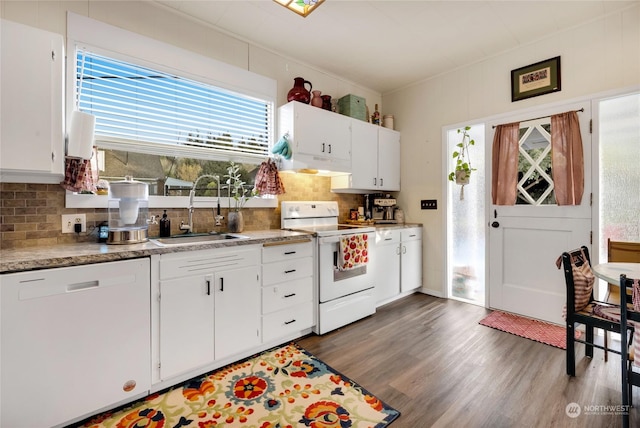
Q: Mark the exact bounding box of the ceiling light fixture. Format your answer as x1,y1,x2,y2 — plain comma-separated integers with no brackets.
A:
274,0,325,18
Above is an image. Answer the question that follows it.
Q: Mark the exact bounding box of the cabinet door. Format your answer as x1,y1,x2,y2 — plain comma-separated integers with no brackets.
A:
215,266,261,360
378,128,401,191
349,119,379,189
294,102,351,161
401,239,423,292
0,19,64,182
160,274,215,379
372,232,401,303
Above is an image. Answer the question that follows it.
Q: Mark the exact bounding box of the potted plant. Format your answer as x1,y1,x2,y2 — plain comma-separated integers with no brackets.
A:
224,162,257,232
448,126,475,185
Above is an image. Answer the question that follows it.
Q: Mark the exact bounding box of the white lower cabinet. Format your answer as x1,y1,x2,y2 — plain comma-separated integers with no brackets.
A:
372,227,423,305
0,259,151,428
372,229,401,303
261,239,315,343
159,273,215,380
157,246,260,381
401,229,423,292
214,266,261,359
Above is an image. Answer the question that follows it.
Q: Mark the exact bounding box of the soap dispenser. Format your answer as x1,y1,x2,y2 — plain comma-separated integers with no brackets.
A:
159,210,171,237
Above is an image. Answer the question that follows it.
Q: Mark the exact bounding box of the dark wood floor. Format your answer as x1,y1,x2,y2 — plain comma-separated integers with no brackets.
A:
297,293,639,428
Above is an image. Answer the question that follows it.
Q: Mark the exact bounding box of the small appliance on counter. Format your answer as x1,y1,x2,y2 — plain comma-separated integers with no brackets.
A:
372,195,397,224
107,176,149,244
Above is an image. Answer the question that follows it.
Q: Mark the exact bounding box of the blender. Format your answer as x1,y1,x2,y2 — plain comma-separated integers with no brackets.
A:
107,176,149,244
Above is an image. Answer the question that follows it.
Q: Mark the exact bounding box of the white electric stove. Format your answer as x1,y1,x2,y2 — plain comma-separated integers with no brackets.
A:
281,201,376,334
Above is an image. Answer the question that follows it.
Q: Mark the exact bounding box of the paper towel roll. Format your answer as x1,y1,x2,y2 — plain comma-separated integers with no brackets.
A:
67,110,96,159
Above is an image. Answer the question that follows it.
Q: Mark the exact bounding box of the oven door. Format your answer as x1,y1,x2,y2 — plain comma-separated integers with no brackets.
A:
317,231,375,303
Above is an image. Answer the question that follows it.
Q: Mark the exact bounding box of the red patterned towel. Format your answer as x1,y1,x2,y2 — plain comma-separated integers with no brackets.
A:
339,234,369,271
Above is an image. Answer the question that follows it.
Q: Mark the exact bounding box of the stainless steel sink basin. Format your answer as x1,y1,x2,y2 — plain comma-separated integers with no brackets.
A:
150,233,250,246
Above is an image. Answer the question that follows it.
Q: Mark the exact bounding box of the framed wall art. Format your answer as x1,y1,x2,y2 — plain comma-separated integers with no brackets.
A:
511,56,561,102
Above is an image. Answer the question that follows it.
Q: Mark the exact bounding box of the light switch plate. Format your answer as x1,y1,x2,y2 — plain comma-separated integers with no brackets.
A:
421,199,437,210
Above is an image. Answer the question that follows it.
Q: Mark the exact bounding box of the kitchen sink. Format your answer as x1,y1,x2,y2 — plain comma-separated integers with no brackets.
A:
150,233,250,246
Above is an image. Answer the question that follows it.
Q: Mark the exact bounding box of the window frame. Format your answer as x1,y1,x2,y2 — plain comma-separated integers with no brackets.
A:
64,12,278,209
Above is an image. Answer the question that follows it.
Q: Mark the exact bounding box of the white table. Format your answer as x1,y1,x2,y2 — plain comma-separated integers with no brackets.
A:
592,262,640,284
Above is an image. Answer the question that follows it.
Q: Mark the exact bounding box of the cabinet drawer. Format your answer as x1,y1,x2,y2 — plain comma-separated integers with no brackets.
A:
262,277,313,314
160,246,259,280
262,256,313,286
262,301,314,343
375,229,400,245
262,240,313,263
401,228,422,241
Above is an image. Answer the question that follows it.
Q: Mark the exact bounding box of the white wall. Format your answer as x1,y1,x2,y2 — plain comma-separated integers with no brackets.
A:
383,4,640,296
0,0,382,115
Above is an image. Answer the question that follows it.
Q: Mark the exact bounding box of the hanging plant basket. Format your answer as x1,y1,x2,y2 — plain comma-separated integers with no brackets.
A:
448,126,476,186
455,170,470,185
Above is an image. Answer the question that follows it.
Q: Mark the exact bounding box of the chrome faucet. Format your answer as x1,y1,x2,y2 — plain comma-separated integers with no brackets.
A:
179,174,223,232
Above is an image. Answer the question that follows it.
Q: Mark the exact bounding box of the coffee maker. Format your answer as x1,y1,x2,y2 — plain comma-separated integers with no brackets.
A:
372,194,397,223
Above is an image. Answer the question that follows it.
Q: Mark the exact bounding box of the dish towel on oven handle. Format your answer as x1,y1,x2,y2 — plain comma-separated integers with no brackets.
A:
339,233,369,271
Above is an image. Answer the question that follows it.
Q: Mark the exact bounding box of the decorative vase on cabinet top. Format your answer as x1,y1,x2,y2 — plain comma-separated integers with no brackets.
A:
310,90,323,108
321,95,332,110
287,77,312,104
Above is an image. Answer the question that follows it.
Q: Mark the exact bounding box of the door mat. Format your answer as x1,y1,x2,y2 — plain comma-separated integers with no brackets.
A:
479,310,581,350
70,342,400,427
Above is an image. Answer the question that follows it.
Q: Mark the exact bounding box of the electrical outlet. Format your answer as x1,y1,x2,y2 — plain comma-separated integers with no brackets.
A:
62,214,86,233
421,199,437,210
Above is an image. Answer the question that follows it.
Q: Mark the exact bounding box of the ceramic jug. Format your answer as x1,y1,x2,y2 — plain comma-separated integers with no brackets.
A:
310,90,323,108
287,77,312,104
321,95,332,110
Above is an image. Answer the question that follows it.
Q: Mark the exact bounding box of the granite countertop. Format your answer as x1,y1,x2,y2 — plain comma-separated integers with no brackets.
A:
0,230,313,274
372,223,423,230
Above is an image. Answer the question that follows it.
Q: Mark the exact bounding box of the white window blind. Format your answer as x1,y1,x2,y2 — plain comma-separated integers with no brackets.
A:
76,50,273,163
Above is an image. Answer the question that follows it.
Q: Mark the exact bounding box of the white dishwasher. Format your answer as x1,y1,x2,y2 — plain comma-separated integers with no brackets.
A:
1,258,151,428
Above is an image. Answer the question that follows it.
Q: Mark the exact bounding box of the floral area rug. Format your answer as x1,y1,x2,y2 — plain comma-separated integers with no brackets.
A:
71,343,400,428
479,310,581,350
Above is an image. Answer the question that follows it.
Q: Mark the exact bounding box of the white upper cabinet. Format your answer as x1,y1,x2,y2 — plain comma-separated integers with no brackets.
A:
0,20,65,183
277,101,352,173
377,127,401,191
331,124,401,193
346,119,378,189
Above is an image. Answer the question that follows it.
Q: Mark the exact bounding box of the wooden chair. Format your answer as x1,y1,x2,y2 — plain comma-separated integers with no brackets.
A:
560,246,620,376
604,240,640,361
619,274,640,428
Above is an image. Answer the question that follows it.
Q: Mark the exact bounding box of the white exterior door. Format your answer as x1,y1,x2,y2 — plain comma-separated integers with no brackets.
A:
488,101,592,324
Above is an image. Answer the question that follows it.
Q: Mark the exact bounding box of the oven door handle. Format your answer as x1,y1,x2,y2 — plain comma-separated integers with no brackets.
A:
318,233,371,245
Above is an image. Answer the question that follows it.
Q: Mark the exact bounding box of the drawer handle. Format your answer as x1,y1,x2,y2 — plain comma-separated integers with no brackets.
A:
284,269,296,274
384,238,393,241
284,251,297,255
284,293,296,298
284,319,296,325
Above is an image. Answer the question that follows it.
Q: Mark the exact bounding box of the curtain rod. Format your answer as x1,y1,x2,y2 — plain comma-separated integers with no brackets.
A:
492,108,584,129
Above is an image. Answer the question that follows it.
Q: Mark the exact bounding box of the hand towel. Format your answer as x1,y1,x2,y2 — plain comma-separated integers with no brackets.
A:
60,157,96,193
339,233,369,271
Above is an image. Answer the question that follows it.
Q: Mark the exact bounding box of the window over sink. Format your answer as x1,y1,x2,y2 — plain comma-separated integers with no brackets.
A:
65,13,277,209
